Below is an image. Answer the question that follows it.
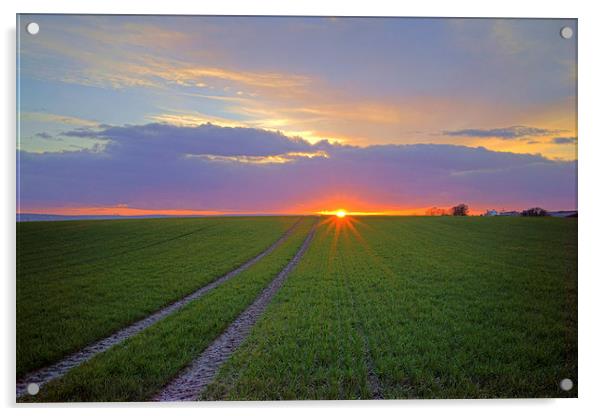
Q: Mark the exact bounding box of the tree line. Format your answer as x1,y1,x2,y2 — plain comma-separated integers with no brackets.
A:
425,204,469,216
425,204,549,216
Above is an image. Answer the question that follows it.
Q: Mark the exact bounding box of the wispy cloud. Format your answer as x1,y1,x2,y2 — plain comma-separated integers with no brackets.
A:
21,112,100,127
186,150,329,165
34,132,53,139
18,16,577,160
444,125,564,140
552,136,577,144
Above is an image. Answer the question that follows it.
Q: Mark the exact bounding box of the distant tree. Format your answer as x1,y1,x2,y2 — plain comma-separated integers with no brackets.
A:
426,207,448,216
451,203,469,216
521,207,548,217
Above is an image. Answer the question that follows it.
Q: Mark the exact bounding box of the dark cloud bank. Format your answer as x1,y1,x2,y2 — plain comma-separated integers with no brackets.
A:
18,123,577,212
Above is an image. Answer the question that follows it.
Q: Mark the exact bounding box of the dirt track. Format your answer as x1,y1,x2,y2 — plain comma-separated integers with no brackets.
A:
16,218,304,398
153,220,317,401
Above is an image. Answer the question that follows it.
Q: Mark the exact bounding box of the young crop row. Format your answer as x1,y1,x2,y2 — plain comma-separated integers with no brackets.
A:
24,217,317,402
18,218,217,276
203,216,577,399
17,216,299,377
202,218,374,400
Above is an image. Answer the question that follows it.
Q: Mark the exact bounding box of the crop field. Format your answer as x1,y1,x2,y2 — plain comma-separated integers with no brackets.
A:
203,216,577,399
17,216,299,377
17,216,577,401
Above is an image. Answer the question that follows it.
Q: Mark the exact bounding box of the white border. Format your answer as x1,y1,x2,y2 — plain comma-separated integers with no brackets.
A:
2,1,601,415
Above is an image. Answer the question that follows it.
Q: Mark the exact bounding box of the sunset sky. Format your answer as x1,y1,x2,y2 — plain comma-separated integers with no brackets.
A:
17,15,577,215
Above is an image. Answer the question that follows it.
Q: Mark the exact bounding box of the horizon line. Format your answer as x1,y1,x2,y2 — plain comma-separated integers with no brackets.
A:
17,208,578,219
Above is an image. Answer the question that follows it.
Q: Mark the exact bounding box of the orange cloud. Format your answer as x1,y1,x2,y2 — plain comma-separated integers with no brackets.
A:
185,150,329,165
20,112,100,127
22,17,576,161
19,205,227,217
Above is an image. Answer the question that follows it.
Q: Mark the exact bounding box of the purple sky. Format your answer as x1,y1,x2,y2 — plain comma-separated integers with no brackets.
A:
18,123,576,214
17,16,577,215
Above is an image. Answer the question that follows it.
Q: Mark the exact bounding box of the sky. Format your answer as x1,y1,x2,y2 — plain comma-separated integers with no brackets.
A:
17,15,577,215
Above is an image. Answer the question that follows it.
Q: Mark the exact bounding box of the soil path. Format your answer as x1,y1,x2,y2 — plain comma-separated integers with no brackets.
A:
153,220,318,401
16,218,304,398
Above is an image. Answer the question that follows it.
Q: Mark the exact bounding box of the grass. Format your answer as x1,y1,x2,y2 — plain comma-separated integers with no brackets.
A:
24,217,316,402
203,217,371,400
17,216,299,377
203,216,577,399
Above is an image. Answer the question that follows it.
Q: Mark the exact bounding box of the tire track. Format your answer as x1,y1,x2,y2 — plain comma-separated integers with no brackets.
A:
153,220,318,401
342,282,383,399
16,218,305,399
341,229,383,399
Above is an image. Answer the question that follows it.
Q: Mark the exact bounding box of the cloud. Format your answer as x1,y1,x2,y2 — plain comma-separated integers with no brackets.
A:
17,17,576,162
443,125,563,139
34,132,53,139
186,150,329,165
552,136,577,144
24,27,311,93
21,112,100,127
62,123,326,157
19,123,577,213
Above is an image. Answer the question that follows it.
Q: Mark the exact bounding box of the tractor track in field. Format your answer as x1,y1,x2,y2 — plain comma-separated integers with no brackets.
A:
342,280,383,399
340,233,383,400
16,218,305,399
153,219,318,401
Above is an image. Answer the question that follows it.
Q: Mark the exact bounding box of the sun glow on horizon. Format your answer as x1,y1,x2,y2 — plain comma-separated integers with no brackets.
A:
335,209,347,218
317,207,424,216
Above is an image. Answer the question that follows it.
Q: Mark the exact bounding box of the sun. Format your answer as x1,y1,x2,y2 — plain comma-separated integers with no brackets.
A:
335,209,347,218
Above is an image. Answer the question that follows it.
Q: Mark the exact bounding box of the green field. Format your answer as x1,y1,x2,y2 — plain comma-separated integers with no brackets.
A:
25,217,316,402
17,216,577,400
203,216,577,399
17,216,299,377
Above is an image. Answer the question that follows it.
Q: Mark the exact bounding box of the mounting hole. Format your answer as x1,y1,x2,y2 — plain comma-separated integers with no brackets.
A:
559,378,574,391
26,22,40,35
27,382,39,395
560,26,573,40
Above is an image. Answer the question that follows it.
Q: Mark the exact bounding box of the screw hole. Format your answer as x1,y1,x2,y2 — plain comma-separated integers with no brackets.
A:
560,26,573,40
560,378,574,391
26,22,40,35
27,382,39,395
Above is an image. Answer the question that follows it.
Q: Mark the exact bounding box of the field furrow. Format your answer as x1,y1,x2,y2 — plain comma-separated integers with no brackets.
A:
17,216,299,377
22,217,317,402
17,216,577,401
346,217,577,398
202,216,577,399
154,218,317,401
202,218,372,400
16,217,305,398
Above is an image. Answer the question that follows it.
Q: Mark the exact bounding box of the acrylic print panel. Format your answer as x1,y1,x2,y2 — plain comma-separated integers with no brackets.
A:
16,15,577,402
